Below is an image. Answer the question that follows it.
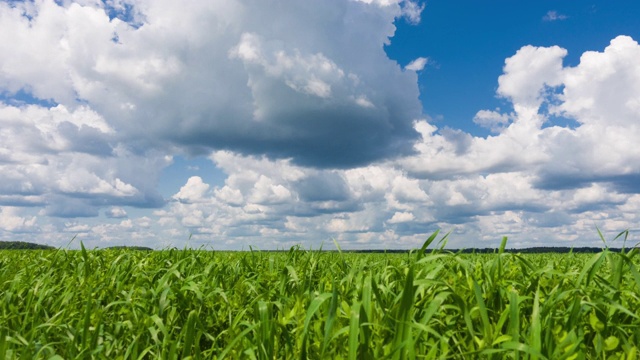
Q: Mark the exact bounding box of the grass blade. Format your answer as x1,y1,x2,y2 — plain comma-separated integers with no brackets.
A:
348,301,361,360
529,286,541,360
417,230,440,260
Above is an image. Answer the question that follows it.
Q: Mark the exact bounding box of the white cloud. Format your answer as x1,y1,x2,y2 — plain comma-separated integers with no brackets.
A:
105,207,128,218
229,32,345,99
0,102,167,216
355,0,425,25
0,207,38,233
388,211,415,224
57,172,137,197
473,109,512,133
401,1,425,25
249,175,292,205
214,186,245,207
64,222,92,233
353,95,375,108
556,36,640,127
173,176,210,204
405,57,429,71
497,44,567,112
543,11,568,22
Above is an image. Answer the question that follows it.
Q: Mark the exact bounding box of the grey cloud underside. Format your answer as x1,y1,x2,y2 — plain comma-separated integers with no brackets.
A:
439,127,473,156
57,123,115,156
45,198,101,218
295,172,351,202
525,211,573,228
0,196,46,207
170,105,419,168
431,204,549,225
610,175,640,194
290,201,363,217
45,193,164,218
533,174,640,193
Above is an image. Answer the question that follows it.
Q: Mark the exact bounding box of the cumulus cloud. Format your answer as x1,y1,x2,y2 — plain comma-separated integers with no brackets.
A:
0,207,38,233
0,0,423,169
173,176,211,204
0,103,167,217
229,32,346,99
400,36,640,233
497,44,567,112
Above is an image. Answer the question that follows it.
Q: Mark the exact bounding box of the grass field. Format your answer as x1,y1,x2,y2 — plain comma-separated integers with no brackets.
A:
1,232,639,359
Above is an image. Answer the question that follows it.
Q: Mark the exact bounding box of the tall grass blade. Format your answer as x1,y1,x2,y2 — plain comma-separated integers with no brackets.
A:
303,293,333,333
529,287,541,360
498,236,508,255
473,279,493,346
182,310,198,358
508,290,520,360
217,324,257,360
392,264,415,360
417,230,440,260
348,301,361,360
0,327,6,360
321,283,339,357
576,251,606,287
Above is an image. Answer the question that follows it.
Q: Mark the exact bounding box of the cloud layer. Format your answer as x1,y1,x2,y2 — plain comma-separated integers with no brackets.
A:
0,1,639,249
146,35,640,249
0,0,423,216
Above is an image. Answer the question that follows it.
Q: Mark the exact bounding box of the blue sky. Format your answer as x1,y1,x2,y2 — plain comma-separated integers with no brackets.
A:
1,0,639,249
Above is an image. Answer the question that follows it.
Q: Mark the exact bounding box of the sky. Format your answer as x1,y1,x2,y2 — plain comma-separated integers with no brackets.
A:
1,0,640,250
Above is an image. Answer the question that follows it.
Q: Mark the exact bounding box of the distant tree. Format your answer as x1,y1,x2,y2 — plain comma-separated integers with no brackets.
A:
104,246,154,251
0,241,55,250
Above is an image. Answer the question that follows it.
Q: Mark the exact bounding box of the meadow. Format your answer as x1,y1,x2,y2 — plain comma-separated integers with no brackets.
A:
0,232,639,359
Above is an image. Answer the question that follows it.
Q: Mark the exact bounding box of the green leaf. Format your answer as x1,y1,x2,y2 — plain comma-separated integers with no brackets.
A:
603,336,619,351
303,293,332,333
589,310,605,332
492,334,512,346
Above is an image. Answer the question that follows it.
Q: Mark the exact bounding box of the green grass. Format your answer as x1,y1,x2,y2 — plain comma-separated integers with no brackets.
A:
0,234,639,359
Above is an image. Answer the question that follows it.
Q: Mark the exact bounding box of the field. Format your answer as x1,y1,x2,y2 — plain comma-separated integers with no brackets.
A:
1,233,639,359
